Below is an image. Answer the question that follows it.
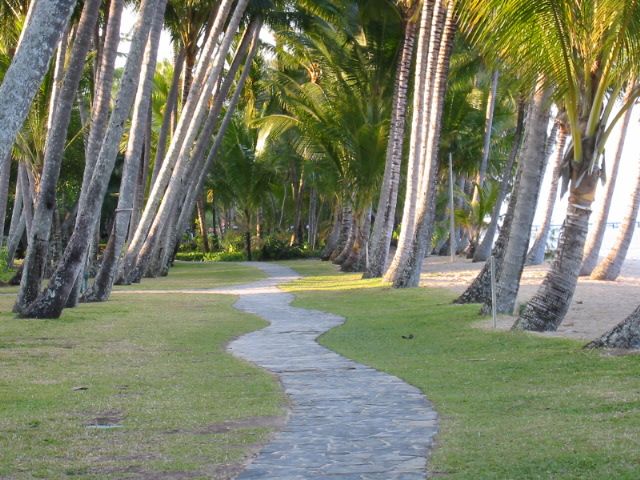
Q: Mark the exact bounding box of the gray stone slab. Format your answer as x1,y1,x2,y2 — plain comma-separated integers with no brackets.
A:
225,262,438,479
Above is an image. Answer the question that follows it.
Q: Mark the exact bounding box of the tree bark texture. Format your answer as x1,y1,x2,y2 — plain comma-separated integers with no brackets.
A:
491,84,551,314
580,85,636,276
365,19,416,278
16,0,101,312
590,150,640,281
123,0,238,278
21,0,163,318
383,0,435,282
128,12,257,281
473,100,526,262
0,152,12,244
455,164,522,304
514,128,602,332
0,0,77,182
526,119,567,266
391,2,456,288
585,305,640,349
83,3,166,302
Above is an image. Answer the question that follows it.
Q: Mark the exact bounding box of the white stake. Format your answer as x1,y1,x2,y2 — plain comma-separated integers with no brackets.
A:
490,255,497,328
449,152,455,263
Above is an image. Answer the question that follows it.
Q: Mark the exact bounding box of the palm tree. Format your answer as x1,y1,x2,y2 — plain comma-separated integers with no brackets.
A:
125,0,251,282
387,0,458,288
526,117,568,265
489,82,551,314
364,0,419,278
21,0,166,318
122,0,239,282
580,82,637,276
586,304,640,349
15,0,101,312
589,154,640,281
461,0,640,331
383,0,438,283
0,0,77,197
83,5,167,302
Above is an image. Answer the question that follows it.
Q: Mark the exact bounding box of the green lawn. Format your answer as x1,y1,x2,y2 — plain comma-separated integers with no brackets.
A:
280,260,640,479
0,262,283,479
113,261,267,291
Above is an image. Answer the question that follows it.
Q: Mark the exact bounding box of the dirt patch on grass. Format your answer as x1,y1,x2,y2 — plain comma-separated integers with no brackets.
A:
200,415,286,434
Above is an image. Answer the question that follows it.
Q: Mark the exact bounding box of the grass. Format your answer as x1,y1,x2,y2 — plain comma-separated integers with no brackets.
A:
112,261,267,291
279,260,640,479
0,262,284,479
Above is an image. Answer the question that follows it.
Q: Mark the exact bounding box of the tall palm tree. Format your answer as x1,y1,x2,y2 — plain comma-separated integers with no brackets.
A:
461,0,640,331
580,82,637,275
0,0,77,197
387,0,458,288
526,117,568,266
122,0,238,282
589,155,640,281
364,0,419,278
15,0,101,312
21,0,166,318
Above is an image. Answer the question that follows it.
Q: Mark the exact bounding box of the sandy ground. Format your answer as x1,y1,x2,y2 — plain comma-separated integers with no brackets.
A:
420,256,640,342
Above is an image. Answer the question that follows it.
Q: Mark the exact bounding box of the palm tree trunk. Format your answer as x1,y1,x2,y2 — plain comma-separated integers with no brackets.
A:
165,24,260,266
471,70,499,202
391,1,456,288
83,0,123,180
7,177,24,266
150,48,185,188
526,119,568,265
455,162,523,304
383,0,435,282
589,151,640,281
334,215,358,265
0,0,77,178
21,0,164,318
123,0,239,279
18,164,33,239
341,205,372,273
330,203,353,261
127,12,258,282
82,3,166,303
0,152,12,245
15,0,101,312
196,195,210,253
321,204,341,260
514,127,602,332
469,68,500,255
473,99,526,262
580,84,636,276
129,103,153,239
490,84,552,314
585,304,640,349
365,18,417,278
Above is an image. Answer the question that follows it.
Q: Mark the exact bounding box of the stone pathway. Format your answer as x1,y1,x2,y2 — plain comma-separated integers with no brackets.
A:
223,262,438,480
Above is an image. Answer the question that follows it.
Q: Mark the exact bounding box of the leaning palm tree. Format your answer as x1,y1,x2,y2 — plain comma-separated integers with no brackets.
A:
0,0,77,196
21,0,166,318
580,82,637,276
364,0,420,278
589,154,640,281
461,0,640,330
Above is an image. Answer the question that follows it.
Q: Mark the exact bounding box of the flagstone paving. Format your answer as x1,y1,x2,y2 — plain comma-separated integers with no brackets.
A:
217,262,438,479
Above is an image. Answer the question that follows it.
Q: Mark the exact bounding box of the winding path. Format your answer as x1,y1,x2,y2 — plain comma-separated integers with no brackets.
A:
222,262,438,479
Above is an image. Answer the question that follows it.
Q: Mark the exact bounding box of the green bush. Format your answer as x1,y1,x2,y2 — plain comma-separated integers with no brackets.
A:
175,251,246,262
256,237,320,261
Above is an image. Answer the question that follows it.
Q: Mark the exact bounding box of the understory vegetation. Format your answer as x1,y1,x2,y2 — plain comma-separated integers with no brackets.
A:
282,260,640,479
